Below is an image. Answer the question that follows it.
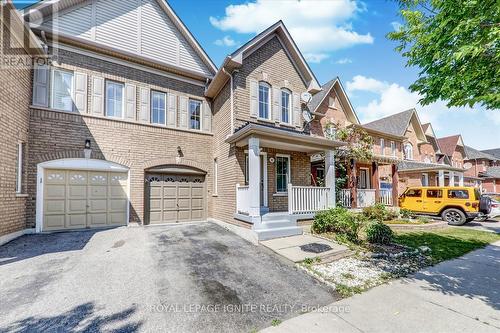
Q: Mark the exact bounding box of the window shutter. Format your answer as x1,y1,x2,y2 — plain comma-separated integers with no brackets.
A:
74,72,87,113
91,76,104,116
33,64,49,107
179,96,188,129
167,93,177,127
272,87,281,122
139,87,150,123
202,100,212,132
249,78,258,118
292,92,301,127
124,83,136,121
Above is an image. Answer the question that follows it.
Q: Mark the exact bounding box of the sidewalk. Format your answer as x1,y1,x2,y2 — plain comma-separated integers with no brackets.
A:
262,241,500,333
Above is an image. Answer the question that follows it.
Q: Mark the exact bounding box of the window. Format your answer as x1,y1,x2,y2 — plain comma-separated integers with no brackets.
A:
213,158,218,195
404,143,413,160
258,82,270,119
405,189,422,197
426,189,442,198
328,96,335,108
281,89,291,123
51,69,74,111
15,142,24,194
189,99,201,130
106,81,124,118
448,190,469,199
358,169,370,189
151,91,166,125
380,138,385,156
421,173,429,186
276,155,290,193
391,141,396,156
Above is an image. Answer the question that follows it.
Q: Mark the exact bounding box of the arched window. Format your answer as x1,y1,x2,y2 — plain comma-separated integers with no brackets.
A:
281,88,291,124
258,81,270,119
404,143,413,160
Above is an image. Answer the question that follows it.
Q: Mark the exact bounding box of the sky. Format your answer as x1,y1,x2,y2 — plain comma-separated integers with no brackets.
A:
15,0,499,150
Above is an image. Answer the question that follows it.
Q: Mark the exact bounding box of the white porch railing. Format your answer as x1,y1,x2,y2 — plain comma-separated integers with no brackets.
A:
357,189,376,208
288,184,330,215
378,189,393,206
236,184,250,215
339,189,352,208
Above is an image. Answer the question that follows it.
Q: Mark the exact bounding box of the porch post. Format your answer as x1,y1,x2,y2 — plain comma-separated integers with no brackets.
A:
458,173,464,186
449,171,455,187
372,162,380,204
438,170,445,186
391,164,398,207
325,150,336,208
248,137,261,217
350,159,358,208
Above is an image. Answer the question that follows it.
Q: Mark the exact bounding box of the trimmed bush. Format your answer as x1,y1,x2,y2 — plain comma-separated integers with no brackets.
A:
399,208,415,219
362,203,397,222
365,221,394,244
312,207,364,242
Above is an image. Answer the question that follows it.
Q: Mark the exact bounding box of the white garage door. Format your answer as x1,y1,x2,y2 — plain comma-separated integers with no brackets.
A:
43,169,128,231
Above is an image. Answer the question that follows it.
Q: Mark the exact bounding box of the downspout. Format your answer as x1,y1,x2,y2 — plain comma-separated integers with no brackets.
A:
222,67,235,135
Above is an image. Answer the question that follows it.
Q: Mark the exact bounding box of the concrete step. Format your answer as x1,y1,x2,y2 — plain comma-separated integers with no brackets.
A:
255,226,303,241
260,220,296,229
261,213,292,222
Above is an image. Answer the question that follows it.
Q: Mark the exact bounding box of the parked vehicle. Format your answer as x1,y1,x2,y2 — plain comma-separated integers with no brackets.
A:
398,187,491,225
476,194,500,221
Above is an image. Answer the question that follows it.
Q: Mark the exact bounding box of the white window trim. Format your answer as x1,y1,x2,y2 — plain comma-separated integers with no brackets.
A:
275,154,291,194
404,143,414,160
189,98,203,131
258,81,271,120
16,142,23,194
391,141,396,157
105,80,125,119
281,88,291,124
50,68,74,112
151,90,167,126
213,158,218,196
380,138,385,156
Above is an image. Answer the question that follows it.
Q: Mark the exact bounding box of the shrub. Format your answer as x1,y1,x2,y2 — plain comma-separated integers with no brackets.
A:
362,203,397,222
365,221,394,244
312,207,365,242
399,208,415,219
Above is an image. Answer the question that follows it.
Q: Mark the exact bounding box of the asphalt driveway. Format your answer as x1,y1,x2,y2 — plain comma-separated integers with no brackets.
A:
0,222,337,333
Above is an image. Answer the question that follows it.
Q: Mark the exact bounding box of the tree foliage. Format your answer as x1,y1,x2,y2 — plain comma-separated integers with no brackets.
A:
388,0,500,109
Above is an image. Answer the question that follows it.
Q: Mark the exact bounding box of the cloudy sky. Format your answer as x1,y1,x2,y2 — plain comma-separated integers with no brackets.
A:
16,0,499,149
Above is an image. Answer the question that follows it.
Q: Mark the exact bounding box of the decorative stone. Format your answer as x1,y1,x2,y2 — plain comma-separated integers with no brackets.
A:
300,243,332,253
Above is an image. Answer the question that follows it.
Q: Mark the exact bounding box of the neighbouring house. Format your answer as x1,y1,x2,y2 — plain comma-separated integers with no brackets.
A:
464,146,500,193
0,0,345,243
363,110,465,196
0,1,46,244
307,78,403,209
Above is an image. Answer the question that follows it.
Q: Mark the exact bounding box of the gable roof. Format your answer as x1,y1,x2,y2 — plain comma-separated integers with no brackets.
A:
362,109,427,142
437,135,466,158
480,166,500,179
307,78,360,125
205,21,321,98
421,123,443,154
23,0,217,79
465,146,499,161
481,148,500,159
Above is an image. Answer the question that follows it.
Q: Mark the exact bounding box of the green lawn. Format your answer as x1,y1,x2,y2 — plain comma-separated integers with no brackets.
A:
394,228,500,264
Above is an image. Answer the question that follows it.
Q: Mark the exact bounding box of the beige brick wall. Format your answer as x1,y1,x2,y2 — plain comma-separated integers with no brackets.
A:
27,48,214,227
0,19,31,237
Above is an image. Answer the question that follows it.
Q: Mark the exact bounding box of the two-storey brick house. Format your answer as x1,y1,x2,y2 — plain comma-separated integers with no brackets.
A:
464,146,500,192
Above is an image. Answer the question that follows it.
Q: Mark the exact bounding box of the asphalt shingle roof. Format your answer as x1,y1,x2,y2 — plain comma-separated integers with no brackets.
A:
397,160,462,172
481,148,500,159
482,166,500,178
362,109,414,137
465,146,499,161
437,135,460,157
308,79,336,112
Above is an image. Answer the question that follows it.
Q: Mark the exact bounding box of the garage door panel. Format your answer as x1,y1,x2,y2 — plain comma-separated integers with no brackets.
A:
88,213,107,226
45,200,65,214
149,198,162,210
109,186,127,198
46,185,65,199
46,171,66,184
177,198,190,209
68,172,87,185
88,199,107,212
110,173,127,185
68,185,86,198
162,211,177,222
149,187,162,198
163,198,176,210
110,199,127,212
191,210,203,220
163,186,176,197
177,210,191,222
178,186,190,197
67,214,86,228
108,212,126,225
89,172,108,185
68,199,87,213
89,186,107,198
191,198,203,209
44,215,65,229
191,186,204,197
149,211,162,224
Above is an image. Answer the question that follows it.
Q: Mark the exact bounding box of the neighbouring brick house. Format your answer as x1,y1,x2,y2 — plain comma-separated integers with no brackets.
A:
0,1,46,243
307,78,403,209
464,146,500,193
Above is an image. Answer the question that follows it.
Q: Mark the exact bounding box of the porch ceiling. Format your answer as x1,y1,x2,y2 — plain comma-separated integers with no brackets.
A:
226,123,346,153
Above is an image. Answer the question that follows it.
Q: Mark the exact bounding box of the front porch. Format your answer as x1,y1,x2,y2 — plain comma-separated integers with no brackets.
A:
227,123,345,240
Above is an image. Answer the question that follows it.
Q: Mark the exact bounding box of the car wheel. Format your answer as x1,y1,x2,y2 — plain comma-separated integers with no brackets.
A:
442,208,466,225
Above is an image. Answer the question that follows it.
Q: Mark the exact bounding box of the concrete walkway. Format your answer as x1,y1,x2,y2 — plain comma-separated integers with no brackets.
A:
262,241,500,333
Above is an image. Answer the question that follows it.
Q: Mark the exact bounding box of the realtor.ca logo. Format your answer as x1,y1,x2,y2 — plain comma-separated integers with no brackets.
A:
1,1,59,69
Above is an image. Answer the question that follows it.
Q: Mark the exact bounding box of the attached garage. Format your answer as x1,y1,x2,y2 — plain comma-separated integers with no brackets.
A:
145,165,206,224
37,159,130,232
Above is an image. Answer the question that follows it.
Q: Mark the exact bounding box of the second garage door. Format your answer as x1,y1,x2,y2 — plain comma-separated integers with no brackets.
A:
146,174,206,224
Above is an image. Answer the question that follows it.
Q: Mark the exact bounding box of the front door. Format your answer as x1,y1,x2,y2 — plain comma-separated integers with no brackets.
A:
260,155,265,206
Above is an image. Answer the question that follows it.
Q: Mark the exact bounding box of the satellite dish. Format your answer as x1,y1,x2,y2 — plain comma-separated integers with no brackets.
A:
302,110,313,123
463,162,472,170
301,92,312,104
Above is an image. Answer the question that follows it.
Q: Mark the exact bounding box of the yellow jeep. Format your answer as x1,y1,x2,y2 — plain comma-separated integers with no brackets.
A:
399,186,490,225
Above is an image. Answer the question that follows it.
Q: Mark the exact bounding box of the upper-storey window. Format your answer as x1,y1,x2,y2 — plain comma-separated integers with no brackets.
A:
380,138,385,156
281,89,291,124
151,91,166,125
404,143,413,160
51,69,74,112
189,99,201,130
391,141,396,156
258,82,270,119
106,81,124,118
